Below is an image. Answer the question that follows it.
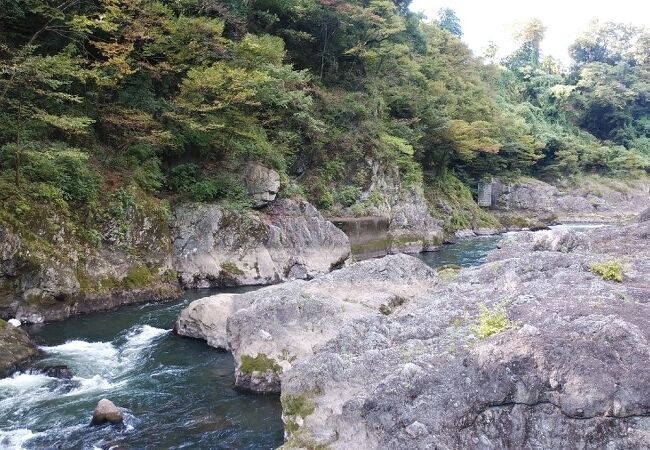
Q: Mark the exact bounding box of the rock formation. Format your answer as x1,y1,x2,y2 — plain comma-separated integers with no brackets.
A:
172,199,350,289
0,319,38,376
244,163,281,208
492,176,649,226
91,399,124,426
178,219,650,449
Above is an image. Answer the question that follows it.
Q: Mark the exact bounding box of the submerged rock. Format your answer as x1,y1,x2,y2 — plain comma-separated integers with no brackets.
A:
172,198,350,289
39,364,74,380
91,399,124,426
0,319,38,377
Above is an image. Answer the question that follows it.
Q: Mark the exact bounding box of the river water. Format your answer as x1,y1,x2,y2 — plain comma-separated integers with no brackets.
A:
0,227,597,450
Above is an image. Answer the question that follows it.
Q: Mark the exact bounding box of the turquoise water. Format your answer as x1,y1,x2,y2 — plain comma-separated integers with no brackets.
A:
0,289,284,450
416,234,503,268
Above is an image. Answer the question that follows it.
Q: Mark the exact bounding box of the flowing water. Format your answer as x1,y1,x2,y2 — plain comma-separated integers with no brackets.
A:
0,289,284,450
0,225,600,450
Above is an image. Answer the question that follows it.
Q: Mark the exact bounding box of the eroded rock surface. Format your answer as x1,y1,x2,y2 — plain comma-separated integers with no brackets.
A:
180,215,650,449
176,254,437,392
279,221,650,449
173,199,350,289
0,319,38,376
493,176,649,226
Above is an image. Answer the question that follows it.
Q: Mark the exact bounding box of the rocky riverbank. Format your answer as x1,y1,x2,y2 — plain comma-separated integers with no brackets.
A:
491,176,649,228
177,209,650,449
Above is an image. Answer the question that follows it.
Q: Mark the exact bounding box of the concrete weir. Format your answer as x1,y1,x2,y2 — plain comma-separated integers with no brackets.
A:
329,216,391,259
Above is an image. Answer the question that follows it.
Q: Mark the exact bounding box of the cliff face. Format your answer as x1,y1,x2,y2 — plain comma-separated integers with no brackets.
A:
0,194,349,323
334,162,444,256
172,198,350,289
0,194,180,323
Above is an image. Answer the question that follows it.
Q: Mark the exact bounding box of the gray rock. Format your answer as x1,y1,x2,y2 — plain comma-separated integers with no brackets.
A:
639,207,650,223
172,199,350,289
244,163,281,207
493,177,649,224
0,319,37,377
337,162,444,255
176,254,438,393
91,398,124,426
270,222,650,449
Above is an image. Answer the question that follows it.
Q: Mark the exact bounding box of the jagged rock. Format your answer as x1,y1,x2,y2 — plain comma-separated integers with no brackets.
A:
276,222,650,449
91,399,124,426
172,199,350,289
0,319,38,377
244,163,281,207
493,176,649,225
176,254,438,392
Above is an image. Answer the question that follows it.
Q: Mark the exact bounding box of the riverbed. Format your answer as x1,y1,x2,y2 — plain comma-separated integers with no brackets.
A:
0,226,596,449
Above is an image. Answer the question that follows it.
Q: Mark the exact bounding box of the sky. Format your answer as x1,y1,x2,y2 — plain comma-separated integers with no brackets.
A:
410,0,650,65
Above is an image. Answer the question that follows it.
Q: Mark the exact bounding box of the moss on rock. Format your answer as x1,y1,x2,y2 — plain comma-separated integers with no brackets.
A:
239,353,282,375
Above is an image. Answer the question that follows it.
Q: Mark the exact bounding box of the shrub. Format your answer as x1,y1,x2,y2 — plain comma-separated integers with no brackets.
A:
239,353,282,375
590,260,623,282
338,185,362,207
134,158,165,193
169,163,199,192
122,265,155,289
220,261,244,276
318,190,335,209
472,302,511,339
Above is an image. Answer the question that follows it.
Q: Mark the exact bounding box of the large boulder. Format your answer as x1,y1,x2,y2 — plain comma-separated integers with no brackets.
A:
172,199,350,289
175,254,438,392
0,319,38,377
244,163,281,208
91,399,124,426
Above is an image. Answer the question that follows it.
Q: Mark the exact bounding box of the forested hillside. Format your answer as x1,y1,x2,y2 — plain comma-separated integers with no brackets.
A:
1,0,648,237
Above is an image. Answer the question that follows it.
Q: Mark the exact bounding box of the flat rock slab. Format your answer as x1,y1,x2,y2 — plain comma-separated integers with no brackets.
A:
280,221,650,449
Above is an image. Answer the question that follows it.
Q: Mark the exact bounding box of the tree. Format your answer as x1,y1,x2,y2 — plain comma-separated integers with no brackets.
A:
437,8,462,37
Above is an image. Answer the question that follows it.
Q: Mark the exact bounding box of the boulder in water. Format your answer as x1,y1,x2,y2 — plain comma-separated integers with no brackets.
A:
91,399,124,426
0,319,38,377
41,365,74,380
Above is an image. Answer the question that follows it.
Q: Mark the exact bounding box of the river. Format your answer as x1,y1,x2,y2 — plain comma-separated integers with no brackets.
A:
0,226,597,449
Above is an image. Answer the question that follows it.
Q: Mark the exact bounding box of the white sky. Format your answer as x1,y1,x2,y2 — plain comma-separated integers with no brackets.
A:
410,0,650,65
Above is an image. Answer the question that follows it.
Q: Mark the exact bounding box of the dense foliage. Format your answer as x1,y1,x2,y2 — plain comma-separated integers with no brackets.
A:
0,0,648,222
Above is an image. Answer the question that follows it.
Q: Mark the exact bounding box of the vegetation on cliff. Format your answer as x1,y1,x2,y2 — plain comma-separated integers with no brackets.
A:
0,0,648,233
